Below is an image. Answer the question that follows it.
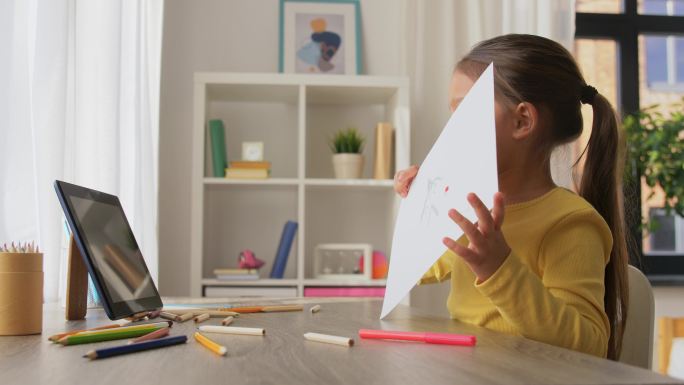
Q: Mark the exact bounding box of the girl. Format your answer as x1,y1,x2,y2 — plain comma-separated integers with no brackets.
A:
394,34,629,360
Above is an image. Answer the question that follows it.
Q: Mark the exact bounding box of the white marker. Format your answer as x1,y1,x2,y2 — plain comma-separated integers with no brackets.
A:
303,332,354,347
198,325,265,336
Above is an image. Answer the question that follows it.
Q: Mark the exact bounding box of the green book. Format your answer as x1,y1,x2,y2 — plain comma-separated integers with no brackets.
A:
59,325,164,345
209,119,227,177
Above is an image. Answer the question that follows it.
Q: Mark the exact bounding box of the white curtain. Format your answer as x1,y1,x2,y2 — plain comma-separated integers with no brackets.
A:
403,0,576,312
0,0,164,303
400,0,576,187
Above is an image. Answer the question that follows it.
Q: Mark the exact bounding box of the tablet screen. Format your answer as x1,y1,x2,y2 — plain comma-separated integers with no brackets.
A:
69,196,157,302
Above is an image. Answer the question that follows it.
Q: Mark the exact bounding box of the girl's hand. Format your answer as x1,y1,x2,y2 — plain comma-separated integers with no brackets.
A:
442,192,510,283
394,165,419,198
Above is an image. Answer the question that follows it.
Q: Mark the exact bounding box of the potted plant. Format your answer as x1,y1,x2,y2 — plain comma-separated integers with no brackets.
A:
623,98,684,232
329,127,365,179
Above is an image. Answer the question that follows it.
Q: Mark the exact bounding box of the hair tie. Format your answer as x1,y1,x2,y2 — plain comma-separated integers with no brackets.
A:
580,85,598,105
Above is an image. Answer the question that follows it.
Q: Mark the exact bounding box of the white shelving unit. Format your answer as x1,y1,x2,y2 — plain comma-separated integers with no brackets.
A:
190,73,410,297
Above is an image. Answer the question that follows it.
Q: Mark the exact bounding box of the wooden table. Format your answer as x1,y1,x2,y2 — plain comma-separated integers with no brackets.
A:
0,298,680,385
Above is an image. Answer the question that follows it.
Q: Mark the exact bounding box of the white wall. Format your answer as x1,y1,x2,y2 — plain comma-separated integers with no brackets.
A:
158,0,407,295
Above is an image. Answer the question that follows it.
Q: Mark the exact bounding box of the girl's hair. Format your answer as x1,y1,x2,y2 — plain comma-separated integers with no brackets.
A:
456,34,629,360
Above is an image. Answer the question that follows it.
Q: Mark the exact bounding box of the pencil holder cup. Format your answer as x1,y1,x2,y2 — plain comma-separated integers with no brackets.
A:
0,252,43,335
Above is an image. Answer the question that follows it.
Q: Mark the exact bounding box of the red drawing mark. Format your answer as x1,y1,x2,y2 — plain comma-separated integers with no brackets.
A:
444,186,449,193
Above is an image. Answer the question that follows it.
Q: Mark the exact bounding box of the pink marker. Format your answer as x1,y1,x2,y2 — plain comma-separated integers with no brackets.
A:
358,329,476,346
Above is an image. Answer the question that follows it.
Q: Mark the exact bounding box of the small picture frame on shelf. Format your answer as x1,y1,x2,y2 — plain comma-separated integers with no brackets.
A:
242,141,264,161
279,0,362,75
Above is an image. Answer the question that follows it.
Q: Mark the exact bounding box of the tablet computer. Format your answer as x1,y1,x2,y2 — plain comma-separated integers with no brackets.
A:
54,180,162,319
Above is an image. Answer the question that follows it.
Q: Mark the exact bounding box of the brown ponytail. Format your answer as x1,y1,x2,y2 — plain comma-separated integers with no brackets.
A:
456,34,630,360
577,93,629,360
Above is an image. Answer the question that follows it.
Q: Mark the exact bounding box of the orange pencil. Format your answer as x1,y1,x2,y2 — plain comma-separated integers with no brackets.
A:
48,324,120,342
127,327,170,344
194,332,226,356
220,306,262,314
217,304,303,313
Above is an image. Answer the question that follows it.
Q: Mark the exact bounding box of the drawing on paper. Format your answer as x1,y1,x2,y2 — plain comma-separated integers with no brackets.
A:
420,177,449,225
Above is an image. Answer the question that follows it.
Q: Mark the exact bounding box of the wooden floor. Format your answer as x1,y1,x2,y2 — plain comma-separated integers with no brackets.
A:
0,299,680,385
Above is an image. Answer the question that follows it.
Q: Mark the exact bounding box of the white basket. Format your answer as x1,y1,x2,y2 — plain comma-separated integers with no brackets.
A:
313,244,372,281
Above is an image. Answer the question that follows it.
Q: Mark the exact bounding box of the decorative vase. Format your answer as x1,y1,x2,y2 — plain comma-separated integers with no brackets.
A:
332,153,364,179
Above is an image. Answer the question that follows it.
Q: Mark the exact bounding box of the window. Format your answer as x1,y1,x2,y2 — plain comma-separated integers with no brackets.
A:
577,0,623,13
639,0,684,15
644,35,684,89
576,0,684,281
641,1,684,89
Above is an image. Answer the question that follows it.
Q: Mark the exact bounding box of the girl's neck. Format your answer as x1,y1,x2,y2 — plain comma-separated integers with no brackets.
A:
498,159,556,205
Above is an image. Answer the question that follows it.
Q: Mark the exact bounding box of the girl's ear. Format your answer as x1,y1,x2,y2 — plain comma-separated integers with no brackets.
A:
511,102,538,140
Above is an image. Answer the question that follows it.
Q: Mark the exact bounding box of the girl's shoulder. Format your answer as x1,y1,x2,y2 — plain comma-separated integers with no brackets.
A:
537,187,613,255
507,186,601,216
507,187,612,245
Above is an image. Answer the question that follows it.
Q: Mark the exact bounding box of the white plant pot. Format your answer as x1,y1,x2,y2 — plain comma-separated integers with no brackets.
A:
332,153,364,179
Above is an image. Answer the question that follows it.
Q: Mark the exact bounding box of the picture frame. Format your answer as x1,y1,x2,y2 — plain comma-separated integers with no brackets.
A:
279,0,362,75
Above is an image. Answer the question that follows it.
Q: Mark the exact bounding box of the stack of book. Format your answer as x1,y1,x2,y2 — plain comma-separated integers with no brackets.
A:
213,268,260,281
225,161,271,179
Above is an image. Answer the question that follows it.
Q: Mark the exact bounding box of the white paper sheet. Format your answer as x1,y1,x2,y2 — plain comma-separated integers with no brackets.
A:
380,64,498,319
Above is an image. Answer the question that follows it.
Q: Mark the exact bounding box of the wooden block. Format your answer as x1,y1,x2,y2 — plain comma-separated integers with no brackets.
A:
65,235,88,321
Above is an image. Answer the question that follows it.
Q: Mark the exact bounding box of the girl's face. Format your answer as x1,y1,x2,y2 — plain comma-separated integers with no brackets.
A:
448,70,518,174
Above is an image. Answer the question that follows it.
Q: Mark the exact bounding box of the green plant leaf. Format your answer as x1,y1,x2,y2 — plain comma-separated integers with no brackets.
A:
623,97,684,236
329,127,366,154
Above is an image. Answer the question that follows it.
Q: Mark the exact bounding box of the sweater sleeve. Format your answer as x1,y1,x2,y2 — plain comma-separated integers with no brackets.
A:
474,208,612,357
419,249,457,284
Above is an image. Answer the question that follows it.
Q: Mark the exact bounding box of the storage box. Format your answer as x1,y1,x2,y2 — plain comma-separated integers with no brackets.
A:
313,243,372,280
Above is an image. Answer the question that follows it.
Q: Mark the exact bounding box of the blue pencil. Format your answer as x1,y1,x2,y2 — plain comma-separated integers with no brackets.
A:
83,335,187,360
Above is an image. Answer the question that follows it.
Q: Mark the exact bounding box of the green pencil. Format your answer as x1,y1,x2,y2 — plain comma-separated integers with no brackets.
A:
58,325,166,346
73,321,171,337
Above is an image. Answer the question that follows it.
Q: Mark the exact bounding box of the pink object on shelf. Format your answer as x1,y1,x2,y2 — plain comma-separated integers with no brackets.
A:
238,249,265,269
303,287,386,297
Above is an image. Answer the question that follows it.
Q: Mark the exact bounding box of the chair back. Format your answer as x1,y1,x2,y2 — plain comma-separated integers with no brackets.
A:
619,265,654,369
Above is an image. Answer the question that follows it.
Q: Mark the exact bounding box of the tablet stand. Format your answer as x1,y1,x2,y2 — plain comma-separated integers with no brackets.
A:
65,235,88,320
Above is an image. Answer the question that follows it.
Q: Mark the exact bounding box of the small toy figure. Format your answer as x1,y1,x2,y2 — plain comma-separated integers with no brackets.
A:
238,249,265,269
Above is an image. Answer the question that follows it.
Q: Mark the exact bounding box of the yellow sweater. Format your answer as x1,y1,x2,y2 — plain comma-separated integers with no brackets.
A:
419,187,613,357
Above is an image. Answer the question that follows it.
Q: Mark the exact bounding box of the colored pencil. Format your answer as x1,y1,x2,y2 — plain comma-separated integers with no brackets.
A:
84,335,187,360
162,305,301,315
147,310,161,319
73,321,171,336
198,325,265,336
58,323,169,345
48,324,120,342
127,311,150,322
221,316,234,326
194,332,226,356
160,311,178,321
310,305,321,314
217,304,303,314
162,309,240,318
176,312,195,322
194,313,210,323
127,327,170,344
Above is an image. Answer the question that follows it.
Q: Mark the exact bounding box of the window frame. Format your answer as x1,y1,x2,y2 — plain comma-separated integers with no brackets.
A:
576,0,684,284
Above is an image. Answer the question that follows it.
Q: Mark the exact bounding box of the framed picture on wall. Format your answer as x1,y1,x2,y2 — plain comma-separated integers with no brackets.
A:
279,0,362,75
